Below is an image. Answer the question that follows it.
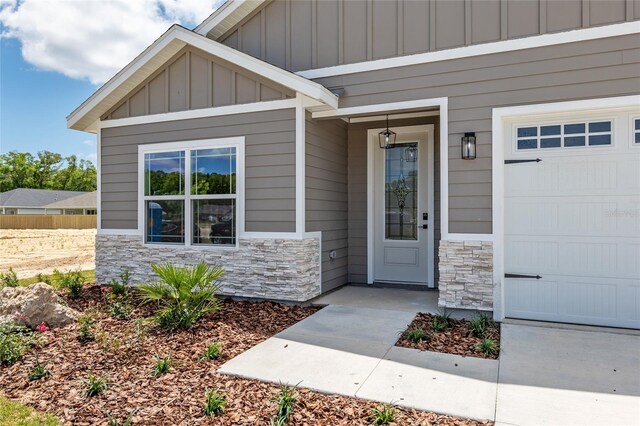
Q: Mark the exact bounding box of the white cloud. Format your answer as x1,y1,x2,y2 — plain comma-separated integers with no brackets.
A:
81,139,96,146
0,0,222,85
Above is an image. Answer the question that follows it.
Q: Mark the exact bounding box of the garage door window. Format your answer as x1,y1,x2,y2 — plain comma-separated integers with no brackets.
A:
634,119,640,144
516,120,612,150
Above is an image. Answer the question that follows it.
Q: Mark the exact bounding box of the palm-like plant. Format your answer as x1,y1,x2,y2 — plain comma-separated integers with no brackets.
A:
139,261,224,331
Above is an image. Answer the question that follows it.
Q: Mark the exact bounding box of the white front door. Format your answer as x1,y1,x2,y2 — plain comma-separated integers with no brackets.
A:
372,127,434,285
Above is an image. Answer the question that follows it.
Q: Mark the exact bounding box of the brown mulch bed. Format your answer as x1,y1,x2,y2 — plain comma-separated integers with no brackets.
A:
396,313,501,360
1,285,491,425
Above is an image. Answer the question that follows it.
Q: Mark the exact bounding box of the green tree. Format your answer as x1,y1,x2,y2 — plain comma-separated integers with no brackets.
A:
0,152,36,192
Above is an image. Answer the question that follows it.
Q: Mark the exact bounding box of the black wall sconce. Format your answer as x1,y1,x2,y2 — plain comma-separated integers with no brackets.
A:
461,132,476,160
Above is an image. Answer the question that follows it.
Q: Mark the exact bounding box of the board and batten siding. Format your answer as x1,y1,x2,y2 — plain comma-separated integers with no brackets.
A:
214,0,640,73
102,46,294,120
305,114,349,292
318,33,640,235
100,109,297,233
347,116,441,285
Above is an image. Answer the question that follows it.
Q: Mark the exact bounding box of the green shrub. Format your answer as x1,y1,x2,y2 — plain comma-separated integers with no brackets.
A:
468,313,493,337
108,299,133,320
0,268,19,288
84,373,108,397
430,309,452,332
272,383,298,424
477,338,498,356
110,269,130,298
405,326,430,343
199,341,222,361
139,261,223,331
202,388,227,416
370,403,396,425
0,323,34,366
77,314,96,343
54,270,85,299
28,358,52,381
152,355,171,377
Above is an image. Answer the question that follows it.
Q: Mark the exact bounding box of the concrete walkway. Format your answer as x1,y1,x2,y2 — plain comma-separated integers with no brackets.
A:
219,287,640,424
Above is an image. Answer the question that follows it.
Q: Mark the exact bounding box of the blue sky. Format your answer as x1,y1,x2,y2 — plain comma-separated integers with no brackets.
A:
0,0,222,164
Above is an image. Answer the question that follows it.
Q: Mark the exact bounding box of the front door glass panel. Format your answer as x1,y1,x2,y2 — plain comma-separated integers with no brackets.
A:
385,143,418,240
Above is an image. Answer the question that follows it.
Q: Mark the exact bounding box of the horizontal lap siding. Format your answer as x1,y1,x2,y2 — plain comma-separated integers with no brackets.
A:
347,117,440,284
318,34,640,235
101,109,296,232
305,115,349,292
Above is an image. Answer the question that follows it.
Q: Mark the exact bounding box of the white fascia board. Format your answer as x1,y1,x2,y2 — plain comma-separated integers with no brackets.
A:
312,98,447,119
194,0,265,39
298,21,640,80
68,25,337,132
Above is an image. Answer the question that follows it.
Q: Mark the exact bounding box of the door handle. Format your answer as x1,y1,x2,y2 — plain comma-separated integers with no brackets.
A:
422,224,428,229
505,273,542,279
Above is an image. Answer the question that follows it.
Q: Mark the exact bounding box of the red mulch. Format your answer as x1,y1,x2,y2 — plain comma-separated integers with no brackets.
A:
1,285,492,425
396,313,501,360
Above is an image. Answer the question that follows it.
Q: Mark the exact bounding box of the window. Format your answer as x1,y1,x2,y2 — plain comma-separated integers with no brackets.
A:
141,139,243,247
634,118,640,144
516,120,612,150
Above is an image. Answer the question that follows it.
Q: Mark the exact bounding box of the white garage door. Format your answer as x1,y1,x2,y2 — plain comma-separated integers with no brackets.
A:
504,109,640,329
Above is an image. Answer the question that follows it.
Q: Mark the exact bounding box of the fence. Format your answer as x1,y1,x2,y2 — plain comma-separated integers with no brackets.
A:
0,215,97,230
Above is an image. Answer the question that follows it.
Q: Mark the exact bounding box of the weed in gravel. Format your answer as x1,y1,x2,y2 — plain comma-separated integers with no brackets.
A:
477,338,498,356
199,341,222,361
272,382,298,424
0,323,32,365
468,313,493,337
54,270,85,299
430,309,452,332
139,261,223,331
152,355,172,377
370,403,396,425
202,388,227,416
0,268,19,288
28,357,52,381
84,373,108,397
406,326,430,343
77,314,96,343
103,408,135,426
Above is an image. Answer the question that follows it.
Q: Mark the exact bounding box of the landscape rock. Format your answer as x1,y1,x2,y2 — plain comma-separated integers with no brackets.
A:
0,282,79,328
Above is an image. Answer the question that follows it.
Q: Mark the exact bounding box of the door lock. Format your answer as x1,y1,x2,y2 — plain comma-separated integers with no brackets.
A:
422,213,428,220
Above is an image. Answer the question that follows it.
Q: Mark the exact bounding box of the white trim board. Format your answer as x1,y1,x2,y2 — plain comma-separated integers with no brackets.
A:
313,98,447,120
68,25,337,132
298,21,640,79
99,99,298,129
295,94,306,236
194,0,263,39
490,94,640,323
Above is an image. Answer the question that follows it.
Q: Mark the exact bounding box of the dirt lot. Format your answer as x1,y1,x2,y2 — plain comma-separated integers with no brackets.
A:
0,229,95,278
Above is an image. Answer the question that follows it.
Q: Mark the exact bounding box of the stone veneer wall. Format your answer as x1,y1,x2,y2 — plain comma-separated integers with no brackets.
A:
95,234,321,302
438,240,493,310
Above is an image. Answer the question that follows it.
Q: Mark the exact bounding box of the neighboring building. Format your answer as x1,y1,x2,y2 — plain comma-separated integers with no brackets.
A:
68,0,640,329
0,188,97,215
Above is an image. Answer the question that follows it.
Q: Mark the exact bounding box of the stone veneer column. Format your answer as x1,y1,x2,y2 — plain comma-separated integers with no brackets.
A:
438,240,493,310
95,234,321,302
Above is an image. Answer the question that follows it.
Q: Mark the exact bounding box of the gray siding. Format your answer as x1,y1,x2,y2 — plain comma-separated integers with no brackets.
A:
305,114,349,292
347,117,441,284
103,46,294,120
215,0,638,72
318,33,640,235
100,109,296,232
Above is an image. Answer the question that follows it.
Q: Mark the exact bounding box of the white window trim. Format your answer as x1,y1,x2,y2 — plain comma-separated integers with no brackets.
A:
491,94,640,323
137,137,245,250
632,115,640,148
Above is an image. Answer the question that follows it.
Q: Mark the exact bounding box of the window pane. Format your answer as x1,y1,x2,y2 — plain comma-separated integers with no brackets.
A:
517,127,537,138
191,148,236,195
385,144,417,241
540,138,561,148
144,151,185,196
565,136,585,147
517,139,537,150
635,119,640,131
192,199,236,245
635,132,640,144
146,200,184,244
540,125,561,136
589,121,611,133
564,123,585,134
589,134,611,146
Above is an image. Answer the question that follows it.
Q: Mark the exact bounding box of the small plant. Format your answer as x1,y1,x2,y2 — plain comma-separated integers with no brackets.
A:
35,273,52,285
54,270,85,299
110,269,130,298
0,268,19,288
77,314,96,343
35,322,49,332
468,313,493,337
202,388,227,416
199,341,222,361
138,261,223,331
477,338,498,356
152,355,172,377
28,357,52,381
430,309,452,332
108,299,133,320
269,417,287,426
406,326,430,343
104,408,136,426
0,323,33,366
370,403,396,425
272,382,298,424
84,373,108,397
